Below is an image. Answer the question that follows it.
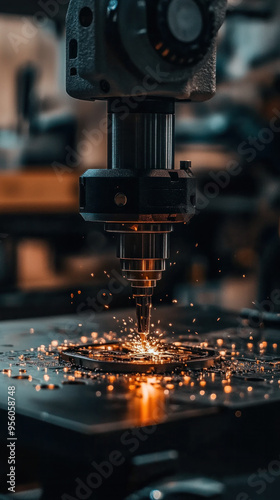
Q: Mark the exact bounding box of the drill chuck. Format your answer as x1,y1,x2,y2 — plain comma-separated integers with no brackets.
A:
106,223,172,333
117,225,171,289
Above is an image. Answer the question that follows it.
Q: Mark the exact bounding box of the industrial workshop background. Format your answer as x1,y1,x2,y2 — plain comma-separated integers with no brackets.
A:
0,1,280,500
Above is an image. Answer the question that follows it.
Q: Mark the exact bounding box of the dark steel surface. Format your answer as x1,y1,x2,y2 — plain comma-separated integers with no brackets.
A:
1,305,280,499
0,305,280,433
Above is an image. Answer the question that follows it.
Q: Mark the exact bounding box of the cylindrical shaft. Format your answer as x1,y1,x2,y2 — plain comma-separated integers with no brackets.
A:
108,101,175,171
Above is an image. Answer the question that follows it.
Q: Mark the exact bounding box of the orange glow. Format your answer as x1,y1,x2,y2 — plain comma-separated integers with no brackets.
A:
224,385,232,394
127,380,166,425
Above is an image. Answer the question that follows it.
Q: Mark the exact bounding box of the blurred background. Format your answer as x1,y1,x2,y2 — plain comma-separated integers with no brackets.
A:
0,0,280,320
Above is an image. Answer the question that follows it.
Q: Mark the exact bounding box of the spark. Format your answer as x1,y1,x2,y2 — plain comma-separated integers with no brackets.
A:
224,385,232,394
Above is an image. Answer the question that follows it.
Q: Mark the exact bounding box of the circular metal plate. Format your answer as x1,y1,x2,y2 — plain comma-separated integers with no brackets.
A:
60,342,219,374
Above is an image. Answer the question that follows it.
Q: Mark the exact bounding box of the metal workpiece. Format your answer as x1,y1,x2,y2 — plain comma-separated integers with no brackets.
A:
60,342,220,374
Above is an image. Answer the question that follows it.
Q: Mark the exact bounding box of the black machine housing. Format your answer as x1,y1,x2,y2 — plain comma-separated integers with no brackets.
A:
66,0,227,101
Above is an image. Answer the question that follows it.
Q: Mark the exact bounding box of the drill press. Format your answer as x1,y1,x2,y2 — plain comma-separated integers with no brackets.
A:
66,0,227,337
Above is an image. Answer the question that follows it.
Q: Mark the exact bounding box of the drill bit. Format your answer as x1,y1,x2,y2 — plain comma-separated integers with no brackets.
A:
135,294,152,345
